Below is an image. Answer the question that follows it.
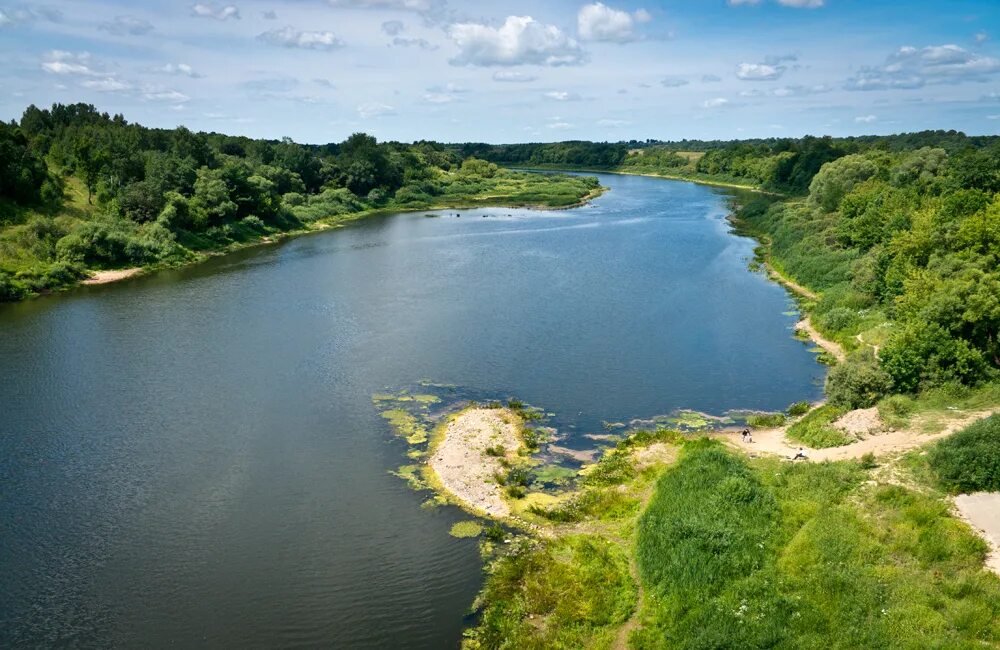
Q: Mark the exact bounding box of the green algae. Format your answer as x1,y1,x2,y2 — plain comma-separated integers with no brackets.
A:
380,408,430,444
449,521,483,538
391,464,427,490
665,409,713,429
532,465,578,486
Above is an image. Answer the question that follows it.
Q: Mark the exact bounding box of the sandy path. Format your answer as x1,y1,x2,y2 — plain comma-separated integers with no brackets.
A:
83,268,142,285
730,409,998,462
428,408,521,518
953,493,1000,576
796,317,846,363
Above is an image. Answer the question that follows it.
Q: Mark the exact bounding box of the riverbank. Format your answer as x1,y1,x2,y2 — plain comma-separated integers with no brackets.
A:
509,163,780,195
2,170,606,298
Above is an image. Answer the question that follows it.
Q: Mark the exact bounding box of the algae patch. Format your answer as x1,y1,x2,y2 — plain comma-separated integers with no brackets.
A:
449,521,483,538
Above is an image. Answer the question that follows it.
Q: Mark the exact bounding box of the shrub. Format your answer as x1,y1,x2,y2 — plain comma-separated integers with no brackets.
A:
787,401,811,416
826,351,892,409
928,415,1000,493
859,452,878,469
787,404,852,448
747,412,787,428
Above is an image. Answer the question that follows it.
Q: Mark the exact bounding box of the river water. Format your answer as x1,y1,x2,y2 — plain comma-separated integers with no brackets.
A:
0,172,823,647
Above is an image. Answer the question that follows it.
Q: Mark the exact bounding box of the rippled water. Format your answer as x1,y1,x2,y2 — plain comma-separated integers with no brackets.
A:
0,173,823,647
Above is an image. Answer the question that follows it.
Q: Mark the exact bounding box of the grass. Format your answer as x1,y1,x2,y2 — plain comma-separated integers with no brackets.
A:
466,535,637,649
746,412,787,428
629,440,1000,649
928,414,1000,493
786,404,852,448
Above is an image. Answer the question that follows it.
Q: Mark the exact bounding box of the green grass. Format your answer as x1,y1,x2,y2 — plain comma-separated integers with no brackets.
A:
746,412,787,428
786,404,852,448
468,534,637,649
928,414,1000,493
630,440,1000,649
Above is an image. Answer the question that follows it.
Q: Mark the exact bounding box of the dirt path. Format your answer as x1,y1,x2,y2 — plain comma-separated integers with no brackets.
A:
728,409,998,462
953,493,1000,576
83,268,142,285
796,317,846,363
765,262,818,301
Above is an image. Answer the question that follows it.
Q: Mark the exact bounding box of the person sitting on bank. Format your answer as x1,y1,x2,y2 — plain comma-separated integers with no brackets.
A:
792,447,808,461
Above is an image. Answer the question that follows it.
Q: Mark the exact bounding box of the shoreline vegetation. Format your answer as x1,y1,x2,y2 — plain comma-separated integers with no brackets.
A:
0,103,605,302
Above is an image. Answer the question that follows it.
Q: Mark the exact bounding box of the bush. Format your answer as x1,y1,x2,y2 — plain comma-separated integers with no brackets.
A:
787,401,811,416
826,351,892,409
240,215,265,231
928,415,1000,493
747,412,787,428
787,404,852,448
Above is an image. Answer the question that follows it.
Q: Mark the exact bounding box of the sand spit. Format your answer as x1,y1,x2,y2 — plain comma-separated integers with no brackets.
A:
83,268,142,285
428,408,522,518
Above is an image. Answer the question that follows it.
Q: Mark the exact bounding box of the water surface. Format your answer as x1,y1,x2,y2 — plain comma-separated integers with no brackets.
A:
0,173,823,647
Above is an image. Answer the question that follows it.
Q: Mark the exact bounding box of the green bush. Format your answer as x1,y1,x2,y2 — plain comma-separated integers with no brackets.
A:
747,412,787,428
787,401,812,416
929,415,1000,493
787,404,852,448
826,351,892,409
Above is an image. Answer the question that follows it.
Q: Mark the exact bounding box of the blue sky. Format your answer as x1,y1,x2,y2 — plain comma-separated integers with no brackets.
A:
1,0,998,143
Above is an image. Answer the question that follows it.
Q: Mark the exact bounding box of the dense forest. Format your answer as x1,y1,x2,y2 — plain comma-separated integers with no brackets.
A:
0,103,599,301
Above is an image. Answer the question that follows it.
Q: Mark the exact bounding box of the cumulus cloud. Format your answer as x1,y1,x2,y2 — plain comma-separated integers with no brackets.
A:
975,32,989,44
845,44,1000,91
736,62,786,80
577,2,651,43
98,15,153,35
357,102,396,118
855,114,877,123
660,76,688,88
740,83,830,97
702,97,730,108
81,77,130,92
142,88,190,103
448,15,585,67
258,26,343,50
191,3,240,20
492,70,538,82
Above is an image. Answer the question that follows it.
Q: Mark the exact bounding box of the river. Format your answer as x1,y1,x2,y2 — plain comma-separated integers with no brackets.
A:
0,172,823,647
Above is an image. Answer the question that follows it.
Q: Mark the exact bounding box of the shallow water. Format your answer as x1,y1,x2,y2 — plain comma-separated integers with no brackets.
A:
0,173,823,647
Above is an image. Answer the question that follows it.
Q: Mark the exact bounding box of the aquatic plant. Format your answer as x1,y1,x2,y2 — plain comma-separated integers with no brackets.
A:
449,521,483,538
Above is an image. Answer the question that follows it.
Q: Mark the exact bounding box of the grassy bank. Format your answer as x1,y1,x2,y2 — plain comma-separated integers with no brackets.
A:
466,429,1000,649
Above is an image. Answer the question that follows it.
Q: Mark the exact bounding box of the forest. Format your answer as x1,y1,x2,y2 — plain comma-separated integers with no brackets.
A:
0,103,599,301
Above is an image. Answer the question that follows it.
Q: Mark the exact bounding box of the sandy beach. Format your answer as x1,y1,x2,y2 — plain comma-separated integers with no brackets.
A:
82,268,142,285
428,408,523,518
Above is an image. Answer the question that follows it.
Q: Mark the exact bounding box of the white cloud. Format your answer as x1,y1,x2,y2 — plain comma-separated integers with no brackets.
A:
357,102,396,118
577,2,650,44
492,70,537,82
328,0,436,9
597,118,630,126
702,97,729,108
191,3,240,20
855,114,877,123
975,32,989,44
544,90,581,101
846,44,1000,91
258,26,343,50
736,62,785,80
142,88,190,103
154,63,201,78
448,15,585,67
81,77,130,92
41,51,104,77
740,83,830,97
98,15,154,36
660,76,688,88
547,121,573,129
